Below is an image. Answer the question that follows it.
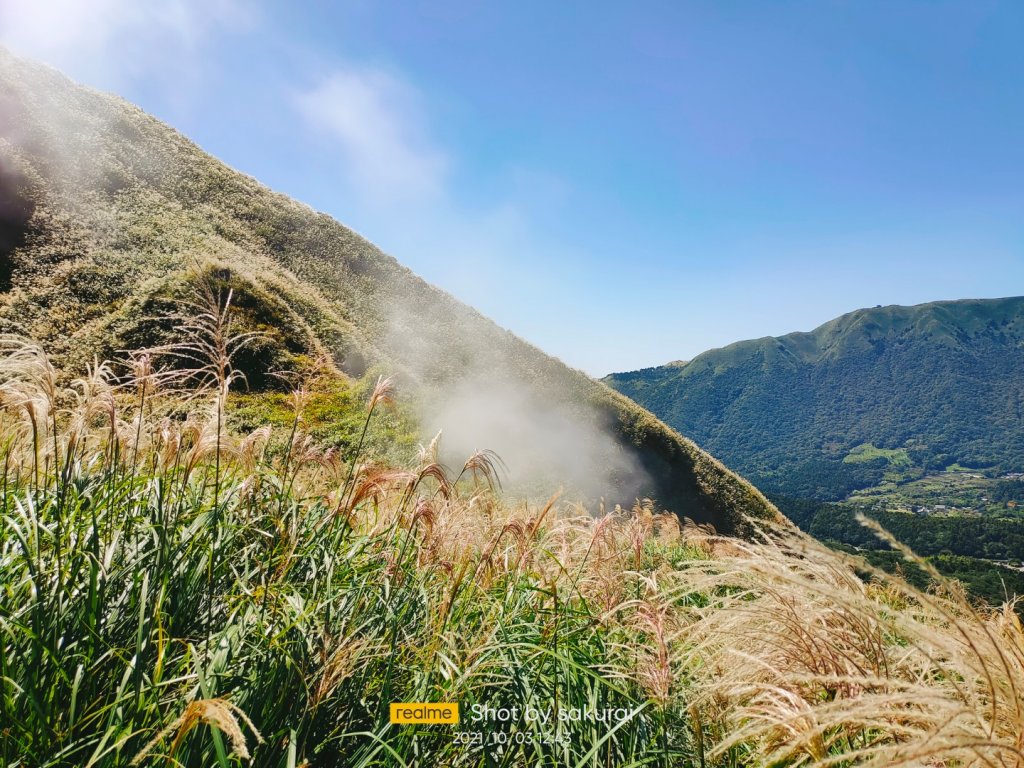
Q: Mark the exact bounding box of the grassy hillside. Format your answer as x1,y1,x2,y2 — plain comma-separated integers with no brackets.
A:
0,48,778,533
606,297,1024,500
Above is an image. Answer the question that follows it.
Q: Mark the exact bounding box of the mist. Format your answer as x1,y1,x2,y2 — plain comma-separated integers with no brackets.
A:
385,297,653,508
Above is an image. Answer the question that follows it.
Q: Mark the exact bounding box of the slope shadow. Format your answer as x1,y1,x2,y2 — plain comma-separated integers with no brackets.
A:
0,160,34,291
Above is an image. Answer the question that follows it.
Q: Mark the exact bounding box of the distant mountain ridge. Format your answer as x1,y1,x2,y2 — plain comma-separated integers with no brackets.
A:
0,48,779,532
605,297,1024,500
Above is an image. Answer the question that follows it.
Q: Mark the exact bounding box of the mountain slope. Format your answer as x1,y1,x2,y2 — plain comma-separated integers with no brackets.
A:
0,49,779,532
606,298,1024,499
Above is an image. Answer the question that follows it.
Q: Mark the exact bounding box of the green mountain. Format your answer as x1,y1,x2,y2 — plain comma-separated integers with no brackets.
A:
606,297,1024,500
0,49,778,532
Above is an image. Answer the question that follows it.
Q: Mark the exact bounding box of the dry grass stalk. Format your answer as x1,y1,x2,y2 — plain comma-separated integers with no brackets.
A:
131,697,263,764
679,528,1024,767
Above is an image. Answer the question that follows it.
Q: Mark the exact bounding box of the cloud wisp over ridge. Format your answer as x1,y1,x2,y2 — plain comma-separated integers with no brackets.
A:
293,67,449,204
291,62,584,367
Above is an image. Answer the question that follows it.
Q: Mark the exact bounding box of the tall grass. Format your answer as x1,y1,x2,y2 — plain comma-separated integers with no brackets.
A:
0,304,694,766
2,294,1024,766
676,525,1024,766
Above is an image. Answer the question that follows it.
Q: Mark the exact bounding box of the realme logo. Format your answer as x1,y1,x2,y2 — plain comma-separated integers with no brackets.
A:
389,703,459,724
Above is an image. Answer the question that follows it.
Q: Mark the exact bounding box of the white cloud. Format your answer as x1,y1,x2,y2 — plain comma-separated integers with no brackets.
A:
293,67,448,203
291,65,579,301
0,0,252,87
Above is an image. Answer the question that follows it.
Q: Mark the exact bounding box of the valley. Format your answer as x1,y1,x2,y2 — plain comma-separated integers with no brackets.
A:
607,299,1024,610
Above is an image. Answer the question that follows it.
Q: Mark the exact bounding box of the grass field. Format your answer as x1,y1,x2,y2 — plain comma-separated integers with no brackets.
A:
843,443,912,466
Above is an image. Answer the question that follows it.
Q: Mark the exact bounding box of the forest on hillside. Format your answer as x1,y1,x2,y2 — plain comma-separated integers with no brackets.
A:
607,298,1024,501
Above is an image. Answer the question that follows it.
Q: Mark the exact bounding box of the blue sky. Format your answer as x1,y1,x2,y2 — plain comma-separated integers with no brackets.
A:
2,0,1021,375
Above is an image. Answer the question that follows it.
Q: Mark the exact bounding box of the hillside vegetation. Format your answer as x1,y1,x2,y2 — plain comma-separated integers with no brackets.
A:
0,48,778,533
606,297,1024,500
5,330,1024,766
